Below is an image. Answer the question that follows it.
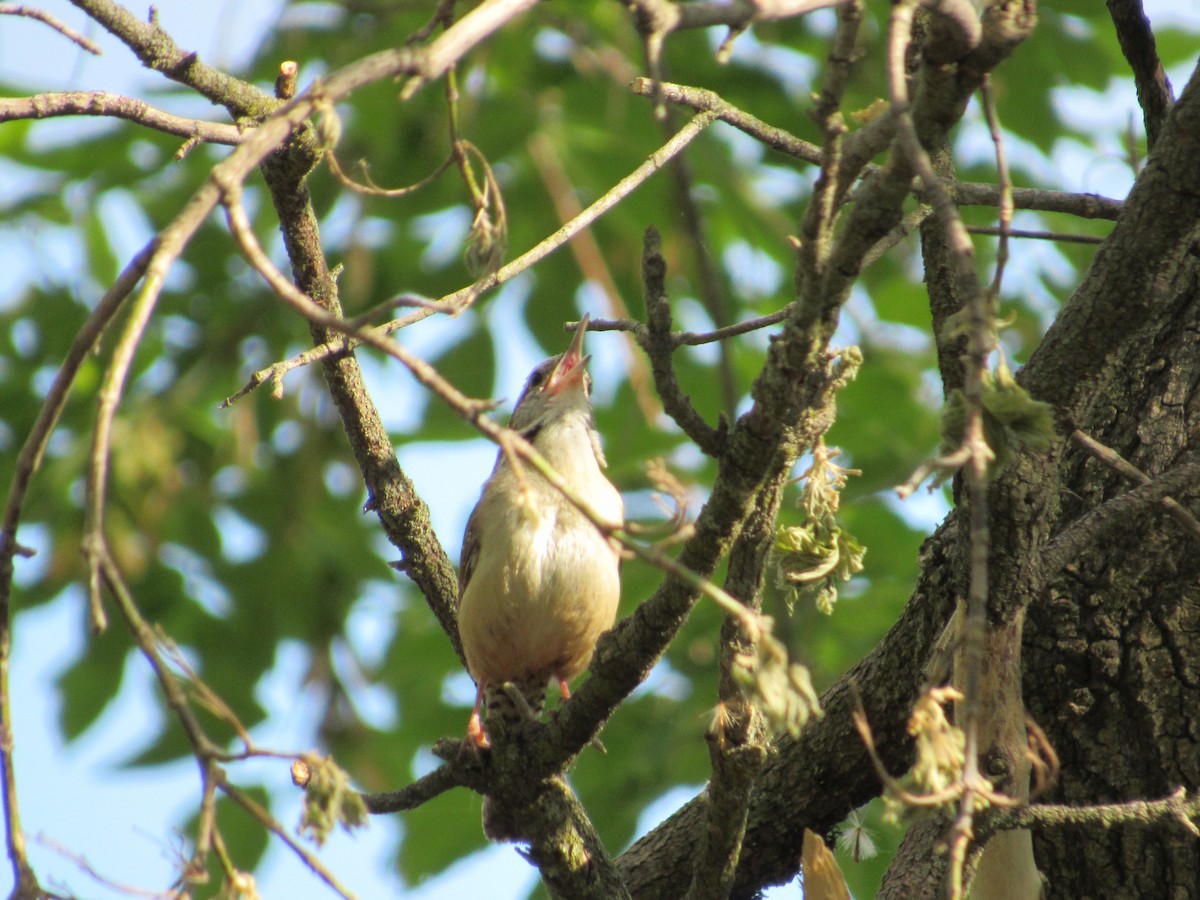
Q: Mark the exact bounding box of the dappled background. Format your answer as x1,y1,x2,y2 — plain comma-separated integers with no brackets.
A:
2,1,1198,897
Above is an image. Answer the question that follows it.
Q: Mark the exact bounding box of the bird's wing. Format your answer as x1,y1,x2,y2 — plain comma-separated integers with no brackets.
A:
458,498,484,601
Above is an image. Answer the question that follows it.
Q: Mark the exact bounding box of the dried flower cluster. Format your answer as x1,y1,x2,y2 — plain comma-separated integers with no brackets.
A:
297,754,369,847
773,439,865,613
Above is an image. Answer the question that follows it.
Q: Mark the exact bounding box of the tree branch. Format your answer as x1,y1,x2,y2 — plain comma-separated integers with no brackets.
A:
980,786,1200,840
639,227,726,457
1106,0,1175,148
1071,430,1200,540
627,0,846,35
617,519,961,897
616,1,1038,892
218,778,356,899
0,3,101,53
361,765,465,814
631,76,1125,221
67,0,277,120
222,110,720,405
0,91,245,145
1039,450,1200,581
399,0,539,99
0,242,153,897
687,474,781,899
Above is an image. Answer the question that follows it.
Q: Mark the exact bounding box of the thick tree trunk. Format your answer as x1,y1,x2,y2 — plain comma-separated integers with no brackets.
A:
881,54,1200,900
1024,259,1200,898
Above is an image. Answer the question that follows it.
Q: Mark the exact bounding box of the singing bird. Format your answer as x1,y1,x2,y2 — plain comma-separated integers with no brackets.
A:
457,314,623,748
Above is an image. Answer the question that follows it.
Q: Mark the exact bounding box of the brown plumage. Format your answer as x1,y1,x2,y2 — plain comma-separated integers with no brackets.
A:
457,315,623,749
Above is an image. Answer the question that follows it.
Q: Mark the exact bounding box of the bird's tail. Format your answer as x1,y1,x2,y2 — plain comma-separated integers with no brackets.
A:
484,671,549,729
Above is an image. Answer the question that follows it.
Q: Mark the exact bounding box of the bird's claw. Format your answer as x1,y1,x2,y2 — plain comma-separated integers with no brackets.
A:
465,711,491,750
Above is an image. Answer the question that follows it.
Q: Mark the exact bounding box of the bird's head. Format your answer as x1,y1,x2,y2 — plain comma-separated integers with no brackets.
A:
509,313,594,437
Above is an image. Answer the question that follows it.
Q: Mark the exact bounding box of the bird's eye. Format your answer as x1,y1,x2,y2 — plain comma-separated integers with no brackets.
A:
527,364,551,391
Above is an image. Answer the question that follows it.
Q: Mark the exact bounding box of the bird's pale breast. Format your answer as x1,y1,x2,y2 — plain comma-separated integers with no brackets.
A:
458,417,622,688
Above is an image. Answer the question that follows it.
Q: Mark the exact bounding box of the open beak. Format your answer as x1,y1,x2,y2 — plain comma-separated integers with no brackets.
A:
545,313,591,396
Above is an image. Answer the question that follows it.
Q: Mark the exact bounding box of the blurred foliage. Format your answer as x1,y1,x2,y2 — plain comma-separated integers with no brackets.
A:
2,0,1196,896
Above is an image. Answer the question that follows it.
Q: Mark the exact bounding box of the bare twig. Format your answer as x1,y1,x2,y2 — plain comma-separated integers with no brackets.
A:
0,242,154,897
631,77,1127,226
965,225,1105,245
83,242,185,626
952,183,1122,220
222,111,720,405
627,0,847,35
99,548,216,759
639,227,725,457
67,0,275,119
362,766,466,814
979,77,1012,300
399,0,539,99
217,779,357,900
585,309,789,347
1069,430,1200,541
326,149,454,197
630,77,822,164
887,3,998,894
0,92,245,144
979,786,1200,840
653,101,740,418
0,4,102,53
1041,458,1200,580
36,833,183,899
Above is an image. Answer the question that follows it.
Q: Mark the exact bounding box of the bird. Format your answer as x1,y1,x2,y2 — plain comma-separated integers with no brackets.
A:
457,314,623,749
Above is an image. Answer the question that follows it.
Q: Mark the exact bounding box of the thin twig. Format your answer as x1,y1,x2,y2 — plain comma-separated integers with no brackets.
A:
222,111,720,405
399,0,539,99
0,242,154,895
656,96,740,418
1040,458,1200,580
99,547,216,758
625,0,846,34
966,225,1104,245
887,3,996,895
527,131,659,423
1070,430,1200,541
1073,433,1200,538
638,227,725,457
217,779,357,900
326,148,454,197
35,833,183,899
631,77,1127,226
981,786,1200,839
979,77,1012,300
0,4,102,53
585,309,789,346
84,243,182,625
630,77,821,164
0,92,246,144
362,765,465,814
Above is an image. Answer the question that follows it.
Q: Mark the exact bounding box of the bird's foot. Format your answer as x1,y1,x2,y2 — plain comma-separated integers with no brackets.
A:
500,681,538,721
464,710,491,751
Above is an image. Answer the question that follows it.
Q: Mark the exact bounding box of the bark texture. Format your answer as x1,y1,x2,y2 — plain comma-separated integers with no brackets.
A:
1024,264,1200,898
1021,66,1200,900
